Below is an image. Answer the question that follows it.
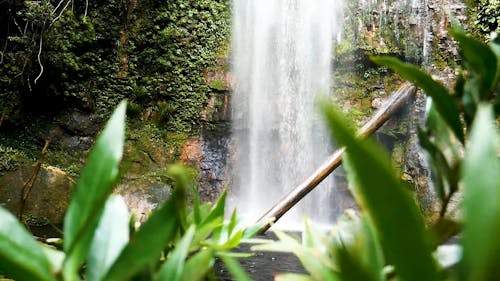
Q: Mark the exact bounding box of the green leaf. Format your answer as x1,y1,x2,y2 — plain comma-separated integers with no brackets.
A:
201,189,227,228
449,28,498,96
242,218,273,239
103,184,185,281
86,195,130,281
334,217,384,281
41,245,65,274
417,126,455,203
372,56,464,143
192,186,202,225
180,249,214,281
166,164,189,231
460,105,500,281
321,103,439,281
490,38,500,87
192,216,223,246
62,101,126,280
302,219,326,249
275,273,315,281
202,190,227,242
155,225,196,281
227,209,238,238
219,255,252,281
0,207,57,281
216,230,244,251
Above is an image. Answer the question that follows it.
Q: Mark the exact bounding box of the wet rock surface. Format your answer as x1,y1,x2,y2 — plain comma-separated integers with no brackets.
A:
0,165,73,226
181,124,231,203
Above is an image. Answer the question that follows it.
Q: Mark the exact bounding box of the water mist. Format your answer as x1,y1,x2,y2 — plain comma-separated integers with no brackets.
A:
229,0,344,228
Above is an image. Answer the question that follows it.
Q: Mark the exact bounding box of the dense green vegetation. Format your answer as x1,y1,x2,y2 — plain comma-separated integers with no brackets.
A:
0,0,229,130
0,102,260,281
468,0,500,38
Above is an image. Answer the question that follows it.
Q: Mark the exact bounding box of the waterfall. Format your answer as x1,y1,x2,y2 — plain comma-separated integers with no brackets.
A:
229,0,344,228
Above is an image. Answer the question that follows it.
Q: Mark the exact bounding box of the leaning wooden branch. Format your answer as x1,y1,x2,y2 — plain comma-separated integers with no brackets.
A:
256,82,417,234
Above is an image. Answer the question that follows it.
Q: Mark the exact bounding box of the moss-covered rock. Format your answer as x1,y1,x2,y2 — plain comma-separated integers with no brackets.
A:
0,165,73,227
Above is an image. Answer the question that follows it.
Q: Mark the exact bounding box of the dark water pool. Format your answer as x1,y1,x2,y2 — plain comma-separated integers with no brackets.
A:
216,232,306,281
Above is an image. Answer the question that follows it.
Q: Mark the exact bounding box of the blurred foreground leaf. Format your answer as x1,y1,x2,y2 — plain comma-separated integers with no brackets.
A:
0,208,57,281
86,195,130,281
334,216,384,281
62,101,126,280
155,225,196,281
372,56,464,143
321,102,439,281
449,29,498,98
103,173,186,281
180,249,214,281
460,105,500,281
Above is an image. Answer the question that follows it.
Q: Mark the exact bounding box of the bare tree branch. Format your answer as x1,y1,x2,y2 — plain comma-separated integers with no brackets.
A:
84,0,89,20
51,0,72,25
51,0,68,15
34,34,44,85
12,15,23,34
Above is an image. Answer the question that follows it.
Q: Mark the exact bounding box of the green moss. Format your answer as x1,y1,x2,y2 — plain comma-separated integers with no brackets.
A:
0,145,27,172
332,67,401,124
22,214,50,227
209,79,226,91
0,0,231,132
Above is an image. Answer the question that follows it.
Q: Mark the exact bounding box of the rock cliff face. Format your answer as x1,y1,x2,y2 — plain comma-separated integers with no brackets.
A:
341,0,467,219
0,0,469,227
192,0,469,219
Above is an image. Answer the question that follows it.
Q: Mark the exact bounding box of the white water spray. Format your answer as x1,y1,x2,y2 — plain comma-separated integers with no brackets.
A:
229,0,344,228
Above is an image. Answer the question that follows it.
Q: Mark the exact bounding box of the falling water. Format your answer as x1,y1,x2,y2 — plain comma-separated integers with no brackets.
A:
229,0,344,228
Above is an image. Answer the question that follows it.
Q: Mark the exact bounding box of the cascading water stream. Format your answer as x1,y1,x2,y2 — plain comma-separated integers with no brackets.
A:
229,0,344,228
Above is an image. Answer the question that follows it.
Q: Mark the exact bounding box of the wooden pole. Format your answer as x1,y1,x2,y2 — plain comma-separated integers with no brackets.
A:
256,83,417,233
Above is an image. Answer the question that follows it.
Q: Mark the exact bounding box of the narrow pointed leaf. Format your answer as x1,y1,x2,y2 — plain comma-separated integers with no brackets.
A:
335,218,384,281
460,105,500,281
180,249,214,281
275,273,315,281
155,226,196,281
202,190,227,227
203,190,227,241
86,195,130,281
418,127,453,203
41,245,65,274
490,38,500,87
0,208,56,281
449,28,498,96
321,103,439,281
227,209,238,238
218,230,244,251
372,56,464,142
193,187,202,225
167,165,189,231
103,185,185,281
242,218,273,239
62,101,126,280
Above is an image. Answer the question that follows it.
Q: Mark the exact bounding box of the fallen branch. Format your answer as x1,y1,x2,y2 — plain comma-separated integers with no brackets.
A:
19,139,50,220
256,82,417,233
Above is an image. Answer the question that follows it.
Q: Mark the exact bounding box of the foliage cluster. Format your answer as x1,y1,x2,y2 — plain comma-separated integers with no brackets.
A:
335,0,425,73
0,0,230,131
256,28,500,281
0,145,27,172
473,0,500,36
0,102,259,281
